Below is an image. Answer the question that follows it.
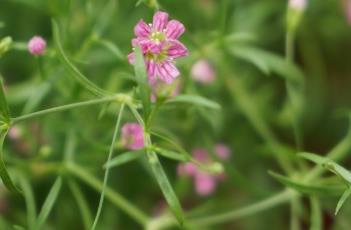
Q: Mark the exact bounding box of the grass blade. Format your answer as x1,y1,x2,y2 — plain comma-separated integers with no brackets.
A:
52,19,108,97
310,196,322,230
269,171,342,196
18,173,37,230
104,149,144,169
68,180,93,229
34,177,62,230
153,147,189,162
167,94,221,110
335,187,351,215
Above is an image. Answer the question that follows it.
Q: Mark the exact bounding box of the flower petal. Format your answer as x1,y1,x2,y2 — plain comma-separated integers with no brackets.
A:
147,60,157,85
167,40,188,59
166,20,185,39
153,11,168,31
157,62,179,84
134,19,151,38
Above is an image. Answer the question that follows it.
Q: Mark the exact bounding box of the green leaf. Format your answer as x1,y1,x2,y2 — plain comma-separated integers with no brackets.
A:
154,147,189,162
18,173,37,230
225,32,257,43
335,187,351,215
0,130,21,193
104,150,144,169
52,19,108,97
68,180,93,230
167,95,221,110
0,77,10,123
146,150,184,225
229,45,304,83
34,177,62,230
133,46,151,120
299,152,351,184
269,171,342,196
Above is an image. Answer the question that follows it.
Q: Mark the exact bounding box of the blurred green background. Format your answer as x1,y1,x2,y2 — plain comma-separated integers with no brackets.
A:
0,0,351,229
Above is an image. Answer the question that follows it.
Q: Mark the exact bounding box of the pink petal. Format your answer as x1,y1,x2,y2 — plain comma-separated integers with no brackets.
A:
134,19,151,38
121,123,145,150
192,148,210,162
168,40,188,59
156,62,179,84
177,162,197,177
147,60,157,84
166,20,185,39
194,172,216,196
153,11,168,31
191,59,215,84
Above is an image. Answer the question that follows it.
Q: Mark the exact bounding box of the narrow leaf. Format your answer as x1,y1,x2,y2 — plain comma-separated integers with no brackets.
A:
229,45,304,83
18,173,37,230
34,177,62,230
52,19,108,97
335,187,351,215
146,150,184,225
269,171,342,196
133,46,151,119
154,147,189,162
95,39,124,60
68,180,93,229
0,131,21,193
298,152,328,165
167,95,221,110
104,149,144,169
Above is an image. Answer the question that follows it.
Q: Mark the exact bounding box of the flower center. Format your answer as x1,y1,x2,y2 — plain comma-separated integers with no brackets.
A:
149,31,166,43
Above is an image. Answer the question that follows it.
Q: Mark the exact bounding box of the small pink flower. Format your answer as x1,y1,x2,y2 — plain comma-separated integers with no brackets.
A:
28,36,46,55
191,59,215,84
150,78,181,102
128,11,188,85
215,143,231,160
288,0,307,11
194,171,217,196
121,123,144,150
177,147,226,196
8,126,22,140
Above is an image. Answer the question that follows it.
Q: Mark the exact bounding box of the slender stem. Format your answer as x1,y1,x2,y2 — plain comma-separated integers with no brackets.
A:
11,95,123,124
188,190,294,227
66,163,149,226
91,104,125,230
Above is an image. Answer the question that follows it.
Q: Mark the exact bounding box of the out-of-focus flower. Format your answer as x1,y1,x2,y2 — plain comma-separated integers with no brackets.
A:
8,126,22,140
191,59,215,84
288,0,307,11
151,78,181,102
121,123,145,150
215,143,231,160
177,146,230,196
128,11,188,85
343,0,351,25
28,36,46,56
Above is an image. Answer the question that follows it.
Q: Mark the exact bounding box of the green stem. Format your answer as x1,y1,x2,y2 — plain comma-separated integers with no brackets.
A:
66,163,149,226
91,104,125,230
11,95,125,124
188,190,294,228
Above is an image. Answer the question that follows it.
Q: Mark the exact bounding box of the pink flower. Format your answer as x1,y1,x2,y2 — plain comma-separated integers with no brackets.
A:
191,59,215,84
121,123,145,150
128,11,188,85
215,143,231,160
288,0,307,11
150,78,181,102
28,36,46,55
343,0,351,25
177,148,226,196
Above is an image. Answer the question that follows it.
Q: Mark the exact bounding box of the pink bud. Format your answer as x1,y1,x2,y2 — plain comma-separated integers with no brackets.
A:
215,143,231,160
28,36,46,56
8,126,22,140
177,162,197,177
121,123,145,150
191,59,215,84
194,172,216,196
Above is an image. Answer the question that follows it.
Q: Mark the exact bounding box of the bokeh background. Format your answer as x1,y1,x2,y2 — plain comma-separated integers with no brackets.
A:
0,0,351,229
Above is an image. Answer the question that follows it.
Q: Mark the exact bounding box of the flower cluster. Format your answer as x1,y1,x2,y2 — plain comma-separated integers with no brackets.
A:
128,11,188,85
177,144,231,196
